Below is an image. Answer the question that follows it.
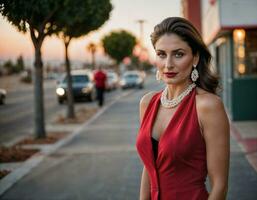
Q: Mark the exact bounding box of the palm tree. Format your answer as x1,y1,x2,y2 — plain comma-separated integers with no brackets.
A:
87,42,97,69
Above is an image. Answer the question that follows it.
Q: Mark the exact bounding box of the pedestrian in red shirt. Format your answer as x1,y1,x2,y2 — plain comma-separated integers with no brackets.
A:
93,67,107,107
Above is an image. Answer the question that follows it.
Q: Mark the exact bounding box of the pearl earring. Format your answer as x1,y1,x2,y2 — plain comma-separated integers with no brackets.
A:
191,64,199,82
156,70,161,82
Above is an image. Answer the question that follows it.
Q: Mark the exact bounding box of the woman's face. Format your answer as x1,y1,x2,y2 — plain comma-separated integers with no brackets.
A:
154,33,199,85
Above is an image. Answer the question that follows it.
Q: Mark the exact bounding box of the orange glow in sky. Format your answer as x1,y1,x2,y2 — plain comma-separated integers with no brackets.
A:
0,0,180,64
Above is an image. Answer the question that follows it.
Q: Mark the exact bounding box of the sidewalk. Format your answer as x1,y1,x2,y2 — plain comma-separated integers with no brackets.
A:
0,88,142,200
231,121,257,172
228,120,257,199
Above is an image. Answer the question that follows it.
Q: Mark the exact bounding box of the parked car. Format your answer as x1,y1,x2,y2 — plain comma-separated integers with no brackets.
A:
106,71,119,91
0,88,7,104
56,70,96,104
120,71,144,89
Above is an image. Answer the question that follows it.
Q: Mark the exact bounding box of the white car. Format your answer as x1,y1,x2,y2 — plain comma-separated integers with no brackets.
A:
120,71,144,89
106,71,119,91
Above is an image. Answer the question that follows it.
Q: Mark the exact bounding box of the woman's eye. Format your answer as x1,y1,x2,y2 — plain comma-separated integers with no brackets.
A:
157,52,166,58
175,52,184,58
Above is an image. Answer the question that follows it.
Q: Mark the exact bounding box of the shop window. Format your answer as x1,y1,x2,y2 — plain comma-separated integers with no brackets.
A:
233,29,257,77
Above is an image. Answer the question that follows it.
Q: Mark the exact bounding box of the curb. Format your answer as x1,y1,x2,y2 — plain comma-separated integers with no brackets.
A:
0,90,133,196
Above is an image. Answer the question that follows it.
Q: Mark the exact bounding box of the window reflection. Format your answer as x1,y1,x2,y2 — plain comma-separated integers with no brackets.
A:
233,29,257,77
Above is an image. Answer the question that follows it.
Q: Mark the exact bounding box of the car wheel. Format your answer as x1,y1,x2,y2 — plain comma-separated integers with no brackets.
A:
58,98,64,104
0,95,5,105
88,94,93,102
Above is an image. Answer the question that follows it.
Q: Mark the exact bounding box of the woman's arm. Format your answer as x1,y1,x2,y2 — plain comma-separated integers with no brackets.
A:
198,94,230,200
140,166,151,200
138,92,155,200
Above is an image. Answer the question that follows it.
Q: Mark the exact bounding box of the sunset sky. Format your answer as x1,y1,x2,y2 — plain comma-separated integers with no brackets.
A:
0,0,181,65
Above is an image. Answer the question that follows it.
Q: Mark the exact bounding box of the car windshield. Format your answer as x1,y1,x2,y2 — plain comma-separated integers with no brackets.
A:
108,74,114,79
124,74,139,79
63,75,89,83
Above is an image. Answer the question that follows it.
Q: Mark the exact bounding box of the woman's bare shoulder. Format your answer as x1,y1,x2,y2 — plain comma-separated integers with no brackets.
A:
196,87,229,137
196,87,224,112
139,91,158,122
140,91,158,109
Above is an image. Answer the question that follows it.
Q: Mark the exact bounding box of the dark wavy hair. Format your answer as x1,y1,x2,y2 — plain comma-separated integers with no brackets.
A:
151,17,219,94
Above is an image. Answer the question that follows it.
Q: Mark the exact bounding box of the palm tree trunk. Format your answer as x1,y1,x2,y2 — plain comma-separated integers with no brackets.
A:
92,51,95,69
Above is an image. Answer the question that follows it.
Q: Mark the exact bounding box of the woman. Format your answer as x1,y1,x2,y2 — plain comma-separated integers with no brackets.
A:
136,17,230,200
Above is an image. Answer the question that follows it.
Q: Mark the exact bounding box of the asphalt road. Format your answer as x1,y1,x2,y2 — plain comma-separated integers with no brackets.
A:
0,78,132,145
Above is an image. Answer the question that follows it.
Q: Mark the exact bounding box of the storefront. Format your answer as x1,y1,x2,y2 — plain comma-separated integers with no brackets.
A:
201,0,257,120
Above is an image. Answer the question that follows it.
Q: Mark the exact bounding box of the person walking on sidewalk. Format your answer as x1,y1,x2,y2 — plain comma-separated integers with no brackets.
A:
136,17,230,200
93,66,107,107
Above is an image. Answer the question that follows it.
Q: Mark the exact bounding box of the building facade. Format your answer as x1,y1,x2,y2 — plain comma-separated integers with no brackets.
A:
182,0,257,121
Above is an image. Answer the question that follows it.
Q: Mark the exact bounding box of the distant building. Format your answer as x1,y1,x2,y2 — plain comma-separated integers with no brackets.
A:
181,0,202,33
182,0,257,121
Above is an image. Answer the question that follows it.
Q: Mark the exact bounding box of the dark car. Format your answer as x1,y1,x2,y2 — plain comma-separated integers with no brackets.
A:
120,71,144,89
56,70,96,104
0,88,7,105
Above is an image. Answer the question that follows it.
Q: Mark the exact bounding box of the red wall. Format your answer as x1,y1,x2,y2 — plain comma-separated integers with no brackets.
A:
182,0,202,34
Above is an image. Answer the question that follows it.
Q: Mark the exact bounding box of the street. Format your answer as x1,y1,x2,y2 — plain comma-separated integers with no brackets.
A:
0,75,257,199
0,78,125,145
1,89,144,199
1,0,257,199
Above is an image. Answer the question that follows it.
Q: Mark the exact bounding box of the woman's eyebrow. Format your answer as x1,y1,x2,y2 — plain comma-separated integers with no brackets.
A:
172,48,185,52
156,48,185,52
155,49,165,52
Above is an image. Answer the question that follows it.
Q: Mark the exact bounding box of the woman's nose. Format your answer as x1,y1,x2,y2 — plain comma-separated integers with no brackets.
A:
165,56,174,69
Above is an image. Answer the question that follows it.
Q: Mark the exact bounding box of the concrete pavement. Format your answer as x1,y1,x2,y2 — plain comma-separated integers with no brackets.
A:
231,121,257,172
0,87,145,200
228,129,257,199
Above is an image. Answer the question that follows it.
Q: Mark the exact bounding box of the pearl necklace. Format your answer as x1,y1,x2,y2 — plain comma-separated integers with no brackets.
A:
161,83,196,108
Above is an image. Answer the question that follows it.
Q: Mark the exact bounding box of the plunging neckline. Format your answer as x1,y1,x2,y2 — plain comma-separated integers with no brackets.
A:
136,86,208,200
150,88,195,144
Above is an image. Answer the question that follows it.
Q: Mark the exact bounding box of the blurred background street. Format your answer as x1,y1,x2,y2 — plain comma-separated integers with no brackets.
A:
0,75,125,145
0,76,256,199
1,0,257,199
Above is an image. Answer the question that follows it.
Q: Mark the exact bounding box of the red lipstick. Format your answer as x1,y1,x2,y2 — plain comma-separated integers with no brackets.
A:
164,72,178,78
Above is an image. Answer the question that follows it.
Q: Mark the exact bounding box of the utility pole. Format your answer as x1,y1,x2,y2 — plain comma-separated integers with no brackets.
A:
136,19,147,71
136,19,146,47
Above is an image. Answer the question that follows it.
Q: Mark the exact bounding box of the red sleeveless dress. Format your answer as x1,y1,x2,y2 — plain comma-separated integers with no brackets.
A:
136,88,209,200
